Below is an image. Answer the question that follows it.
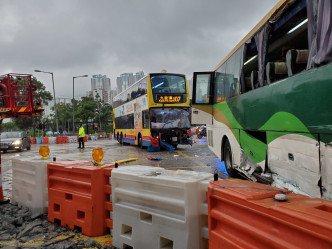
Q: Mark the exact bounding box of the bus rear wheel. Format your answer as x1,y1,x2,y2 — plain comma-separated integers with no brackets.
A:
138,134,143,149
223,139,236,177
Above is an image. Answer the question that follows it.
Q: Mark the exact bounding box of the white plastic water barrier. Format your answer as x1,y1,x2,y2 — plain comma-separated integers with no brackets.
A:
48,137,56,144
11,157,50,215
68,136,78,143
111,165,212,249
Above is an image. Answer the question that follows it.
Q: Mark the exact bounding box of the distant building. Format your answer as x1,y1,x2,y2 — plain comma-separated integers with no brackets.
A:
110,90,117,104
87,89,110,104
91,74,110,91
43,97,72,118
88,74,111,104
116,71,145,94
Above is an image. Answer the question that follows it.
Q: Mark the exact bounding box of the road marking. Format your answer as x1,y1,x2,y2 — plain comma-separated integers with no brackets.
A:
176,151,191,159
176,151,208,167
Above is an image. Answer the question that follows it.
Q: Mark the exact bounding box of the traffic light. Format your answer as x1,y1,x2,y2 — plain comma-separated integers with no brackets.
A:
36,123,45,130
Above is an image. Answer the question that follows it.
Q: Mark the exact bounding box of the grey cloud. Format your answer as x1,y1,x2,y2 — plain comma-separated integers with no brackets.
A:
0,0,279,97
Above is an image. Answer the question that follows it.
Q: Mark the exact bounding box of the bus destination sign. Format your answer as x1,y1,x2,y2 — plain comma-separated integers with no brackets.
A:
157,95,182,103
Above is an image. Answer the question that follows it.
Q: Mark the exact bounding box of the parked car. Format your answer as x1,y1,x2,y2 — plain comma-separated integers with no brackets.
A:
0,131,31,152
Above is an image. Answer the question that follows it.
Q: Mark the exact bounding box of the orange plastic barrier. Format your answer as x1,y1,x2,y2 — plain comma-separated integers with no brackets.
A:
77,136,88,142
208,179,332,249
56,136,68,144
30,137,36,144
47,161,116,236
43,137,49,144
104,167,113,231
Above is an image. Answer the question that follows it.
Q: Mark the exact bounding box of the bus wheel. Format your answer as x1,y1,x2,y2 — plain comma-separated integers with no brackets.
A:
223,139,236,177
117,132,119,142
138,134,143,149
120,133,123,144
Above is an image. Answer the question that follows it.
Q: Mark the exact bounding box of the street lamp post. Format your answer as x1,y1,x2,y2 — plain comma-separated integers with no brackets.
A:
34,70,59,134
73,75,88,134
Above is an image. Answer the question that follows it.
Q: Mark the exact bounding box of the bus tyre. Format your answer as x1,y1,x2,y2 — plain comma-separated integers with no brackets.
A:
120,133,123,144
117,132,119,142
138,134,143,149
223,139,236,177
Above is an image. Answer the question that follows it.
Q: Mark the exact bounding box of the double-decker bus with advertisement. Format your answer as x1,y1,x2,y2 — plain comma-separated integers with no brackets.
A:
113,73,191,151
192,0,332,199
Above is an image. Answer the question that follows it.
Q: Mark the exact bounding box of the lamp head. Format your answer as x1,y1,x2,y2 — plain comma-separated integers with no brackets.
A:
92,147,104,165
39,146,50,160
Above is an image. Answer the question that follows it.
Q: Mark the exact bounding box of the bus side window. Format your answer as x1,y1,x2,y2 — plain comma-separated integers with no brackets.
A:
194,74,211,104
214,72,225,103
142,110,149,129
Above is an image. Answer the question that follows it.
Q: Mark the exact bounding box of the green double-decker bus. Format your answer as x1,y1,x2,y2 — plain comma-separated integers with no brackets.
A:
192,0,332,200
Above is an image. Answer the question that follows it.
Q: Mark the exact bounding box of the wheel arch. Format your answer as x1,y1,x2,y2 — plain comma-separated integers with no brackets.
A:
220,135,229,161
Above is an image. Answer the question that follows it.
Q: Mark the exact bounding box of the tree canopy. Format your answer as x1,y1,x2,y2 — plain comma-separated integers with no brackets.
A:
12,77,53,133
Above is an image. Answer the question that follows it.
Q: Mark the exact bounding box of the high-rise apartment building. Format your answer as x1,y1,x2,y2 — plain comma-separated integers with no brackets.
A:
88,74,111,104
116,71,145,94
91,74,110,91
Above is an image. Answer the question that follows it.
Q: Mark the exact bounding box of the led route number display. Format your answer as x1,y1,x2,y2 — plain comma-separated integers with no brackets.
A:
157,95,182,103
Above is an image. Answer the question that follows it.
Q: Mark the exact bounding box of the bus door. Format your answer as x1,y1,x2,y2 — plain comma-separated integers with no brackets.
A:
192,72,214,125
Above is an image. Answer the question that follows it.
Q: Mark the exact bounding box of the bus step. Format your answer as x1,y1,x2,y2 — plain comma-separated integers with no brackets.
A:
160,140,175,152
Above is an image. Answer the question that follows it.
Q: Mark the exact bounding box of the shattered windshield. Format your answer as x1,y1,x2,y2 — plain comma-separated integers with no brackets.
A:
150,108,190,129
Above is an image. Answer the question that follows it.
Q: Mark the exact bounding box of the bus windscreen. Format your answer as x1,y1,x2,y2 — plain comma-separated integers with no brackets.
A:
150,108,190,129
151,75,186,94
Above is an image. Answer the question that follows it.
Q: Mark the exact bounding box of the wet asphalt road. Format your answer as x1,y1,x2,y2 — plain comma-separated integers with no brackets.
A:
0,136,221,248
1,135,220,198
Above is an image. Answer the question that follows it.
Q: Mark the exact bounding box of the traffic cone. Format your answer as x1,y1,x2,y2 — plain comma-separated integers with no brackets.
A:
0,155,9,204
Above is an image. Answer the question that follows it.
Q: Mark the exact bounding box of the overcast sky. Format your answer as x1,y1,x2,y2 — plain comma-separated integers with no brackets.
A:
1,0,279,99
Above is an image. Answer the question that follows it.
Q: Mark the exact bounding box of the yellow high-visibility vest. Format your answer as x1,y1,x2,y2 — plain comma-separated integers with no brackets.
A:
79,127,85,138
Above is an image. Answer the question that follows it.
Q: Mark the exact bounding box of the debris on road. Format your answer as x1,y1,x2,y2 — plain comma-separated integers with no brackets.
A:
0,203,110,248
147,156,163,160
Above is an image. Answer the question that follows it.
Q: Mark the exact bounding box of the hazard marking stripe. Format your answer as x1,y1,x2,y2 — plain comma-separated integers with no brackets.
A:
19,108,26,112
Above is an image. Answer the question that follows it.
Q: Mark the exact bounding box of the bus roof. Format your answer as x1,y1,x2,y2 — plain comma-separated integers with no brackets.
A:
212,0,291,71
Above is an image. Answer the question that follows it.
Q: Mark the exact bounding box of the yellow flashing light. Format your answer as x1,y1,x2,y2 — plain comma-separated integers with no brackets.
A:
92,148,104,165
39,146,50,160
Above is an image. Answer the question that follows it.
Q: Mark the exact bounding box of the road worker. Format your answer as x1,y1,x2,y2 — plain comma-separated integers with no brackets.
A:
78,124,85,149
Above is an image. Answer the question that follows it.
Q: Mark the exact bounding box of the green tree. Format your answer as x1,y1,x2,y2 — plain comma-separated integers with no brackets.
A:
98,103,113,132
93,93,113,132
54,103,72,133
0,121,19,132
76,97,97,134
12,77,52,134
32,77,53,106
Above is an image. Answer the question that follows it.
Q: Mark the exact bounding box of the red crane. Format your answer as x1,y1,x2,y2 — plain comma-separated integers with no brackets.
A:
0,73,43,203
